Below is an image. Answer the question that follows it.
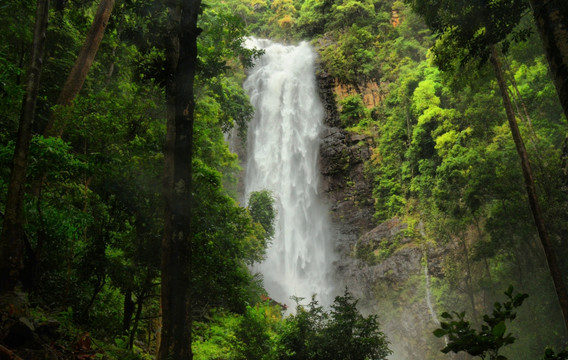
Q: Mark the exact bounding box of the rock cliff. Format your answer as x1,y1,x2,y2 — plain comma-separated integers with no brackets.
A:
316,69,446,360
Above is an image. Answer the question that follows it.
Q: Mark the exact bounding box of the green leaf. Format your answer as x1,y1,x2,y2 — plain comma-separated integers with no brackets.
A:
433,328,447,338
492,321,506,337
441,312,452,319
505,285,514,297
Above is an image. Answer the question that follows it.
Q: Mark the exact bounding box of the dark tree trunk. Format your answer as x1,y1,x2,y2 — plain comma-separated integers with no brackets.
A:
528,0,568,121
158,0,202,358
123,289,135,333
0,0,49,291
44,0,115,136
129,288,146,349
29,181,47,289
490,45,568,334
80,275,105,323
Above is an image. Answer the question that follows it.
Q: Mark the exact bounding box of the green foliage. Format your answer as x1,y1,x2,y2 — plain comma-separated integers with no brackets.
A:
357,7,567,357
354,236,400,265
404,0,530,69
278,289,391,360
0,52,24,142
2,0,567,358
332,0,375,27
0,0,270,355
542,348,568,360
193,310,241,360
248,190,276,240
296,0,332,37
234,304,279,360
339,94,368,128
269,0,297,39
434,286,528,359
193,303,282,360
319,25,381,86
191,160,271,314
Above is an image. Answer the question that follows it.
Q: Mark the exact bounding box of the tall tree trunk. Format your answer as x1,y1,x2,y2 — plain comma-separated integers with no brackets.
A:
158,0,201,358
43,0,115,137
129,287,147,349
0,0,49,291
490,45,568,334
528,0,568,121
123,288,135,333
80,275,105,323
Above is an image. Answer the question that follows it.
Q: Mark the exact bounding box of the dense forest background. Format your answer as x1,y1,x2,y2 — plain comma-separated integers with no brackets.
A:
0,0,567,359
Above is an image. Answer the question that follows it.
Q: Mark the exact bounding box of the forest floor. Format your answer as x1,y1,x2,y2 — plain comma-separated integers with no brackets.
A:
0,289,149,360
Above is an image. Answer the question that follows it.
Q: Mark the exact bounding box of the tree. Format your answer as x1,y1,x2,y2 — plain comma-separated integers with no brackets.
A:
158,0,202,359
278,289,391,360
405,0,568,122
404,0,568,335
339,94,368,127
269,0,296,39
234,304,276,360
0,0,49,291
248,190,276,239
320,290,391,360
44,0,116,137
527,0,568,121
297,0,333,37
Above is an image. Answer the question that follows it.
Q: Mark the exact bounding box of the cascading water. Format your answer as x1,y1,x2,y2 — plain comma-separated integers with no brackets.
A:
424,263,449,346
243,38,335,308
424,264,440,327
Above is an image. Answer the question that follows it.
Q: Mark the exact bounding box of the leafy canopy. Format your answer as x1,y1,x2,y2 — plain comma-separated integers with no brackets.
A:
278,289,391,360
404,0,530,69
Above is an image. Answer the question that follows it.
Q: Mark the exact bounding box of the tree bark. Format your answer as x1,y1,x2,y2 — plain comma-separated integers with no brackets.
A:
129,287,147,349
0,0,49,291
123,288,135,333
158,0,202,358
43,0,115,137
490,45,568,334
528,0,568,121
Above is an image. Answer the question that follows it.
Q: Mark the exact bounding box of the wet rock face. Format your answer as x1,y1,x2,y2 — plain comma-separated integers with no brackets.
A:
319,126,375,258
316,64,379,278
319,127,348,176
316,70,341,128
336,218,423,297
331,217,442,360
316,65,377,265
316,71,446,360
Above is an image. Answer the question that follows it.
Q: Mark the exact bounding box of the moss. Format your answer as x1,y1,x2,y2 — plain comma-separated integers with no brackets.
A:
354,235,401,264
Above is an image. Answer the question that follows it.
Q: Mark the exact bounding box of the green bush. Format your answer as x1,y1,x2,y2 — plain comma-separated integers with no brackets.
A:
339,94,369,128
278,289,391,360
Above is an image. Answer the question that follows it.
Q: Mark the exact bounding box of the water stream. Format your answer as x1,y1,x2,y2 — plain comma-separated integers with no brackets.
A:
243,38,335,308
424,264,441,326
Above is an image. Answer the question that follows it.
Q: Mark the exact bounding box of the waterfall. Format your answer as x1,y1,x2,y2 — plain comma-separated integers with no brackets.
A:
243,38,335,308
424,264,440,326
424,263,449,346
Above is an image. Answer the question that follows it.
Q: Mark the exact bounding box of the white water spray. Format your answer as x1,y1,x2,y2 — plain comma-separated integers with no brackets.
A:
243,38,335,308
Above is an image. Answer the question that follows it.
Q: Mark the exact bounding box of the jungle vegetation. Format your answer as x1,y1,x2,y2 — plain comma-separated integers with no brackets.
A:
0,0,567,358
